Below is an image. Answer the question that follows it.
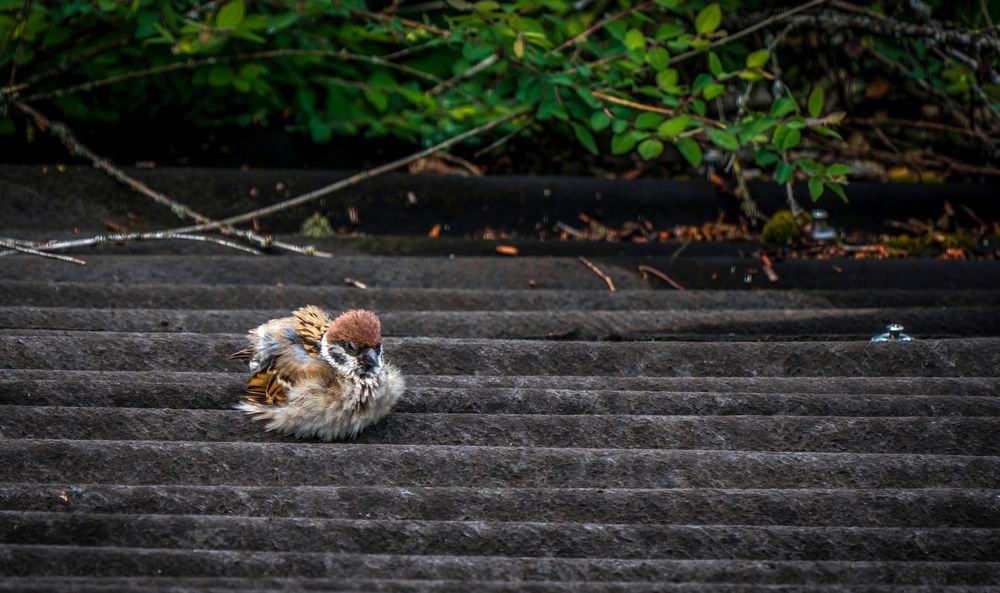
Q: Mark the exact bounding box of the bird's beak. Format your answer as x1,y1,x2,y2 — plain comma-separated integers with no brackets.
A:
359,347,380,372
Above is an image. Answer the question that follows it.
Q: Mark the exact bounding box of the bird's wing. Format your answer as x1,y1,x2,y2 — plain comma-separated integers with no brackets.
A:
292,305,333,358
238,306,334,406
243,366,287,405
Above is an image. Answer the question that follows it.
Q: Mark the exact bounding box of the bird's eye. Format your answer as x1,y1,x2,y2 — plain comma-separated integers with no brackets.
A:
343,341,359,355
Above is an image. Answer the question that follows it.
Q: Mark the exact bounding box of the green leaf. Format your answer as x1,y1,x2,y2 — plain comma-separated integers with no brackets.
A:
571,122,599,155
691,73,713,95
755,149,780,166
611,132,639,155
707,129,739,151
770,97,797,117
825,181,848,203
827,163,856,177
0,119,14,135
676,137,702,167
656,69,679,93
646,47,671,71
658,115,690,138
635,112,665,129
654,23,684,41
808,177,825,201
309,119,332,144
216,0,245,28
703,83,725,100
624,28,645,51
783,128,801,150
207,65,233,86
695,4,721,34
612,119,629,134
591,111,611,132
775,161,795,183
638,139,664,160
796,159,826,175
537,92,569,121
808,86,824,118
707,52,724,77
745,49,770,68
653,0,680,7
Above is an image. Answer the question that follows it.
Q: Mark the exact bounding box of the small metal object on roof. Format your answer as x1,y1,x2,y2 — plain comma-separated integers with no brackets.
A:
810,209,837,241
872,323,914,342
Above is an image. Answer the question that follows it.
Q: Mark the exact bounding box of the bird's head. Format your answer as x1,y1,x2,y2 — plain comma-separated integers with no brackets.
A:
320,309,383,379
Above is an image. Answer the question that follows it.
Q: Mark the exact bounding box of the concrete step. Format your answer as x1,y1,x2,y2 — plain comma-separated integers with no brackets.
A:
3,545,998,585
2,254,998,290
1,485,994,527
5,282,999,311
2,511,998,561
2,334,997,376
2,307,997,339
5,369,995,396
0,576,995,593
5,377,999,415
2,440,996,488
2,407,997,454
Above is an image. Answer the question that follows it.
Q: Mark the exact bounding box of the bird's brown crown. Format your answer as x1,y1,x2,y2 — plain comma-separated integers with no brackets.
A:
325,309,382,348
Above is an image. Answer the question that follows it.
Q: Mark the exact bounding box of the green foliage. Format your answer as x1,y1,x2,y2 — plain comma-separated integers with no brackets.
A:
300,212,334,238
762,209,811,244
16,0,985,201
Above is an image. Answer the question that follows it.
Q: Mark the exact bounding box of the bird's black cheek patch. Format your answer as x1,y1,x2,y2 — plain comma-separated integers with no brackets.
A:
327,348,350,366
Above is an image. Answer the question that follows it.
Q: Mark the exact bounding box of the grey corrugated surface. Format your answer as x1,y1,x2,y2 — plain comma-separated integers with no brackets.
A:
1,251,998,592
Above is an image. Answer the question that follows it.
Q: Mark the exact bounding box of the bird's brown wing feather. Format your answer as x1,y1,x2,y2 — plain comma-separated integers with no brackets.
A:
292,305,332,358
244,366,287,405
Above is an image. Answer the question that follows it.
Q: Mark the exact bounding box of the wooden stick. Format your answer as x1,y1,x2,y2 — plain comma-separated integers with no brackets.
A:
579,256,616,292
14,48,461,102
0,232,264,257
166,110,528,235
638,264,685,291
0,240,87,265
14,101,328,257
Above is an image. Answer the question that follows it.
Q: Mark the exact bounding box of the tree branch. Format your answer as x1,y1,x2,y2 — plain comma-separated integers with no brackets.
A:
0,240,87,265
14,100,328,257
164,110,530,235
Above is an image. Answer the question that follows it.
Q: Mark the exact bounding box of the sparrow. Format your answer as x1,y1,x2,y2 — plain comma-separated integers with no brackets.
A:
229,306,404,441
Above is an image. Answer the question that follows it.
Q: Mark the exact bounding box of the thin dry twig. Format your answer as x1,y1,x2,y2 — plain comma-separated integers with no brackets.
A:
549,1,653,55
671,0,828,65
638,264,685,291
12,48,469,103
344,277,370,289
579,256,616,292
14,100,327,257
0,232,265,257
165,110,529,235
591,91,725,128
0,240,87,265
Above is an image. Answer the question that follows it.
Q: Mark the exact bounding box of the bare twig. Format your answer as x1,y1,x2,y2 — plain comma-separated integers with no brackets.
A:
14,100,327,257
344,277,370,289
638,264,685,290
353,9,452,38
428,54,498,96
591,91,725,128
1,232,264,257
567,0,825,76
13,48,468,102
166,110,529,235
549,1,653,55
671,0,828,66
0,240,86,265
579,256,616,292
474,118,534,158
670,238,692,262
